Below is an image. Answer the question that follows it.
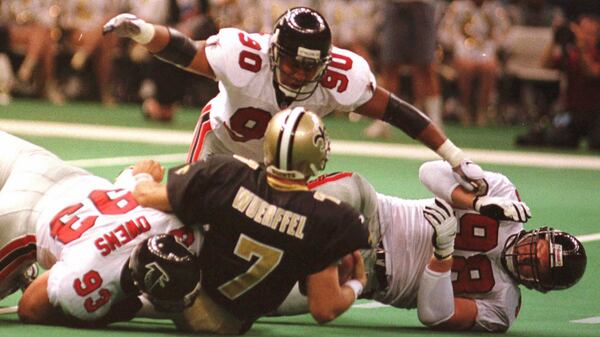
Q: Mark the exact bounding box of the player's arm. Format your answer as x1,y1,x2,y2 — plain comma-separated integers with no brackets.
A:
418,199,478,330
18,271,60,324
418,256,479,330
133,180,172,212
19,270,141,326
419,161,531,222
103,14,215,78
355,88,485,194
355,87,444,149
305,250,366,324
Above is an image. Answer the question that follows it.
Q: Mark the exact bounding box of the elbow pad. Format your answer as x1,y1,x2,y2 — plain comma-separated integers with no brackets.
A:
154,28,197,68
418,161,459,203
417,267,454,326
382,93,430,138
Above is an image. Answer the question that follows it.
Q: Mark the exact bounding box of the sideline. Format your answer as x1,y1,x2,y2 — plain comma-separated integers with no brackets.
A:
3,119,600,170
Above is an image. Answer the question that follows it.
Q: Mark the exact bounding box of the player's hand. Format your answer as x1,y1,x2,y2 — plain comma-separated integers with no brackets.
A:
133,159,165,182
103,14,155,44
350,250,367,287
424,198,457,260
474,196,532,223
452,159,489,196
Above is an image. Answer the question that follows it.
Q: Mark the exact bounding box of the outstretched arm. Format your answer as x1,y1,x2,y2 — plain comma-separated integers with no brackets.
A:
117,159,172,211
356,88,486,194
103,14,215,78
133,180,171,212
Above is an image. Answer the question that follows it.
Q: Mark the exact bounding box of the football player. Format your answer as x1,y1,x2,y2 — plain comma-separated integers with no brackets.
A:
131,108,370,333
102,6,486,194
0,131,203,326
275,161,586,332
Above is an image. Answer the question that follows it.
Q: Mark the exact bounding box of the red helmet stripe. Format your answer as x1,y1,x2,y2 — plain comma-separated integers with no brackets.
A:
307,172,353,190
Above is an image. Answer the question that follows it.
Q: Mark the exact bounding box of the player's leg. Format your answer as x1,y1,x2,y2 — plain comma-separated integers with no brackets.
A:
0,132,47,299
0,132,89,300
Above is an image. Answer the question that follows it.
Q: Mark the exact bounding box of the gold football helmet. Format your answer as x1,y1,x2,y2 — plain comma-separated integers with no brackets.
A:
264,107,330,180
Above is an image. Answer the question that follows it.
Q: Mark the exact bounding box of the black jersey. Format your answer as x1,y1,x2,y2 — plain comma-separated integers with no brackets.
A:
167,155,369,321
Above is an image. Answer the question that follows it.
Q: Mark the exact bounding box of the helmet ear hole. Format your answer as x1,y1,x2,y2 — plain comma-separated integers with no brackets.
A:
129,234,201,312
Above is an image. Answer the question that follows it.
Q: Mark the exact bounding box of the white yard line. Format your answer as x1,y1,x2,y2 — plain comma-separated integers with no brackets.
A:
3,119,600,170
576,233,600,243
570,317,600,324
0,306,18,315
66,153,187,168
4,119,600,244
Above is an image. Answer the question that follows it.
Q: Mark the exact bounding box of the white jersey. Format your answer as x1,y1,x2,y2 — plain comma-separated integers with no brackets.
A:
375,194,435,308
201,27,376,162
0,131,89,299
35,174,202,321
312,167,523,331
378,189,522,331
450,171,523,332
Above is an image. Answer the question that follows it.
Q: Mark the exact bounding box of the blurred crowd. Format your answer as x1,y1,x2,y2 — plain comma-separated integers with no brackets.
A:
1,0,599,148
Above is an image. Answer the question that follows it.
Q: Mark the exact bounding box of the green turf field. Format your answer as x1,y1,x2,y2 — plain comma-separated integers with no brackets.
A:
1,99,599,336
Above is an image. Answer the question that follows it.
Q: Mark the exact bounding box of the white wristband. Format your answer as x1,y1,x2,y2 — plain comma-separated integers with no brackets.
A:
132,21,156,45
344,279,363,300
436,139,465,168
133,173,154,185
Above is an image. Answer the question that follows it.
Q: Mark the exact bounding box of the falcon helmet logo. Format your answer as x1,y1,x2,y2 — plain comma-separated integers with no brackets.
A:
144,262,170,292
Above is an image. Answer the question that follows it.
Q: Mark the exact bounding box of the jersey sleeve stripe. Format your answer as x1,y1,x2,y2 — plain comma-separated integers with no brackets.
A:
0,235,36,280
187,103,213,163
307,172,354,190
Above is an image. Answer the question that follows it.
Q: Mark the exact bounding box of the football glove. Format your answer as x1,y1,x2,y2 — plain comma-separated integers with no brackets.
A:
452,160,489,196
473,195,532,223
424,198,457,260
103,13,155,44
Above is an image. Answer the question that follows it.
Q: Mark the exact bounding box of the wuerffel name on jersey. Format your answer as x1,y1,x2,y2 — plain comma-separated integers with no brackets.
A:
94,216,152,256
232,187,306,239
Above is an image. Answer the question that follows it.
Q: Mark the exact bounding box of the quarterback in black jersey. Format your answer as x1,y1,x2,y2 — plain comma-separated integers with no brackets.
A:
133,108,370,333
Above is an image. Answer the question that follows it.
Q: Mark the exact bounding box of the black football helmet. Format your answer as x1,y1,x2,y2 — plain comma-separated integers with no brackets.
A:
501,227,586,293
129,234,201,312
269,7,332,101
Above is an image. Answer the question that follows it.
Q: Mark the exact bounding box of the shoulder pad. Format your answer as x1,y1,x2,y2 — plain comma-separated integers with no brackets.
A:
205,28,270,88
320,47,376,110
